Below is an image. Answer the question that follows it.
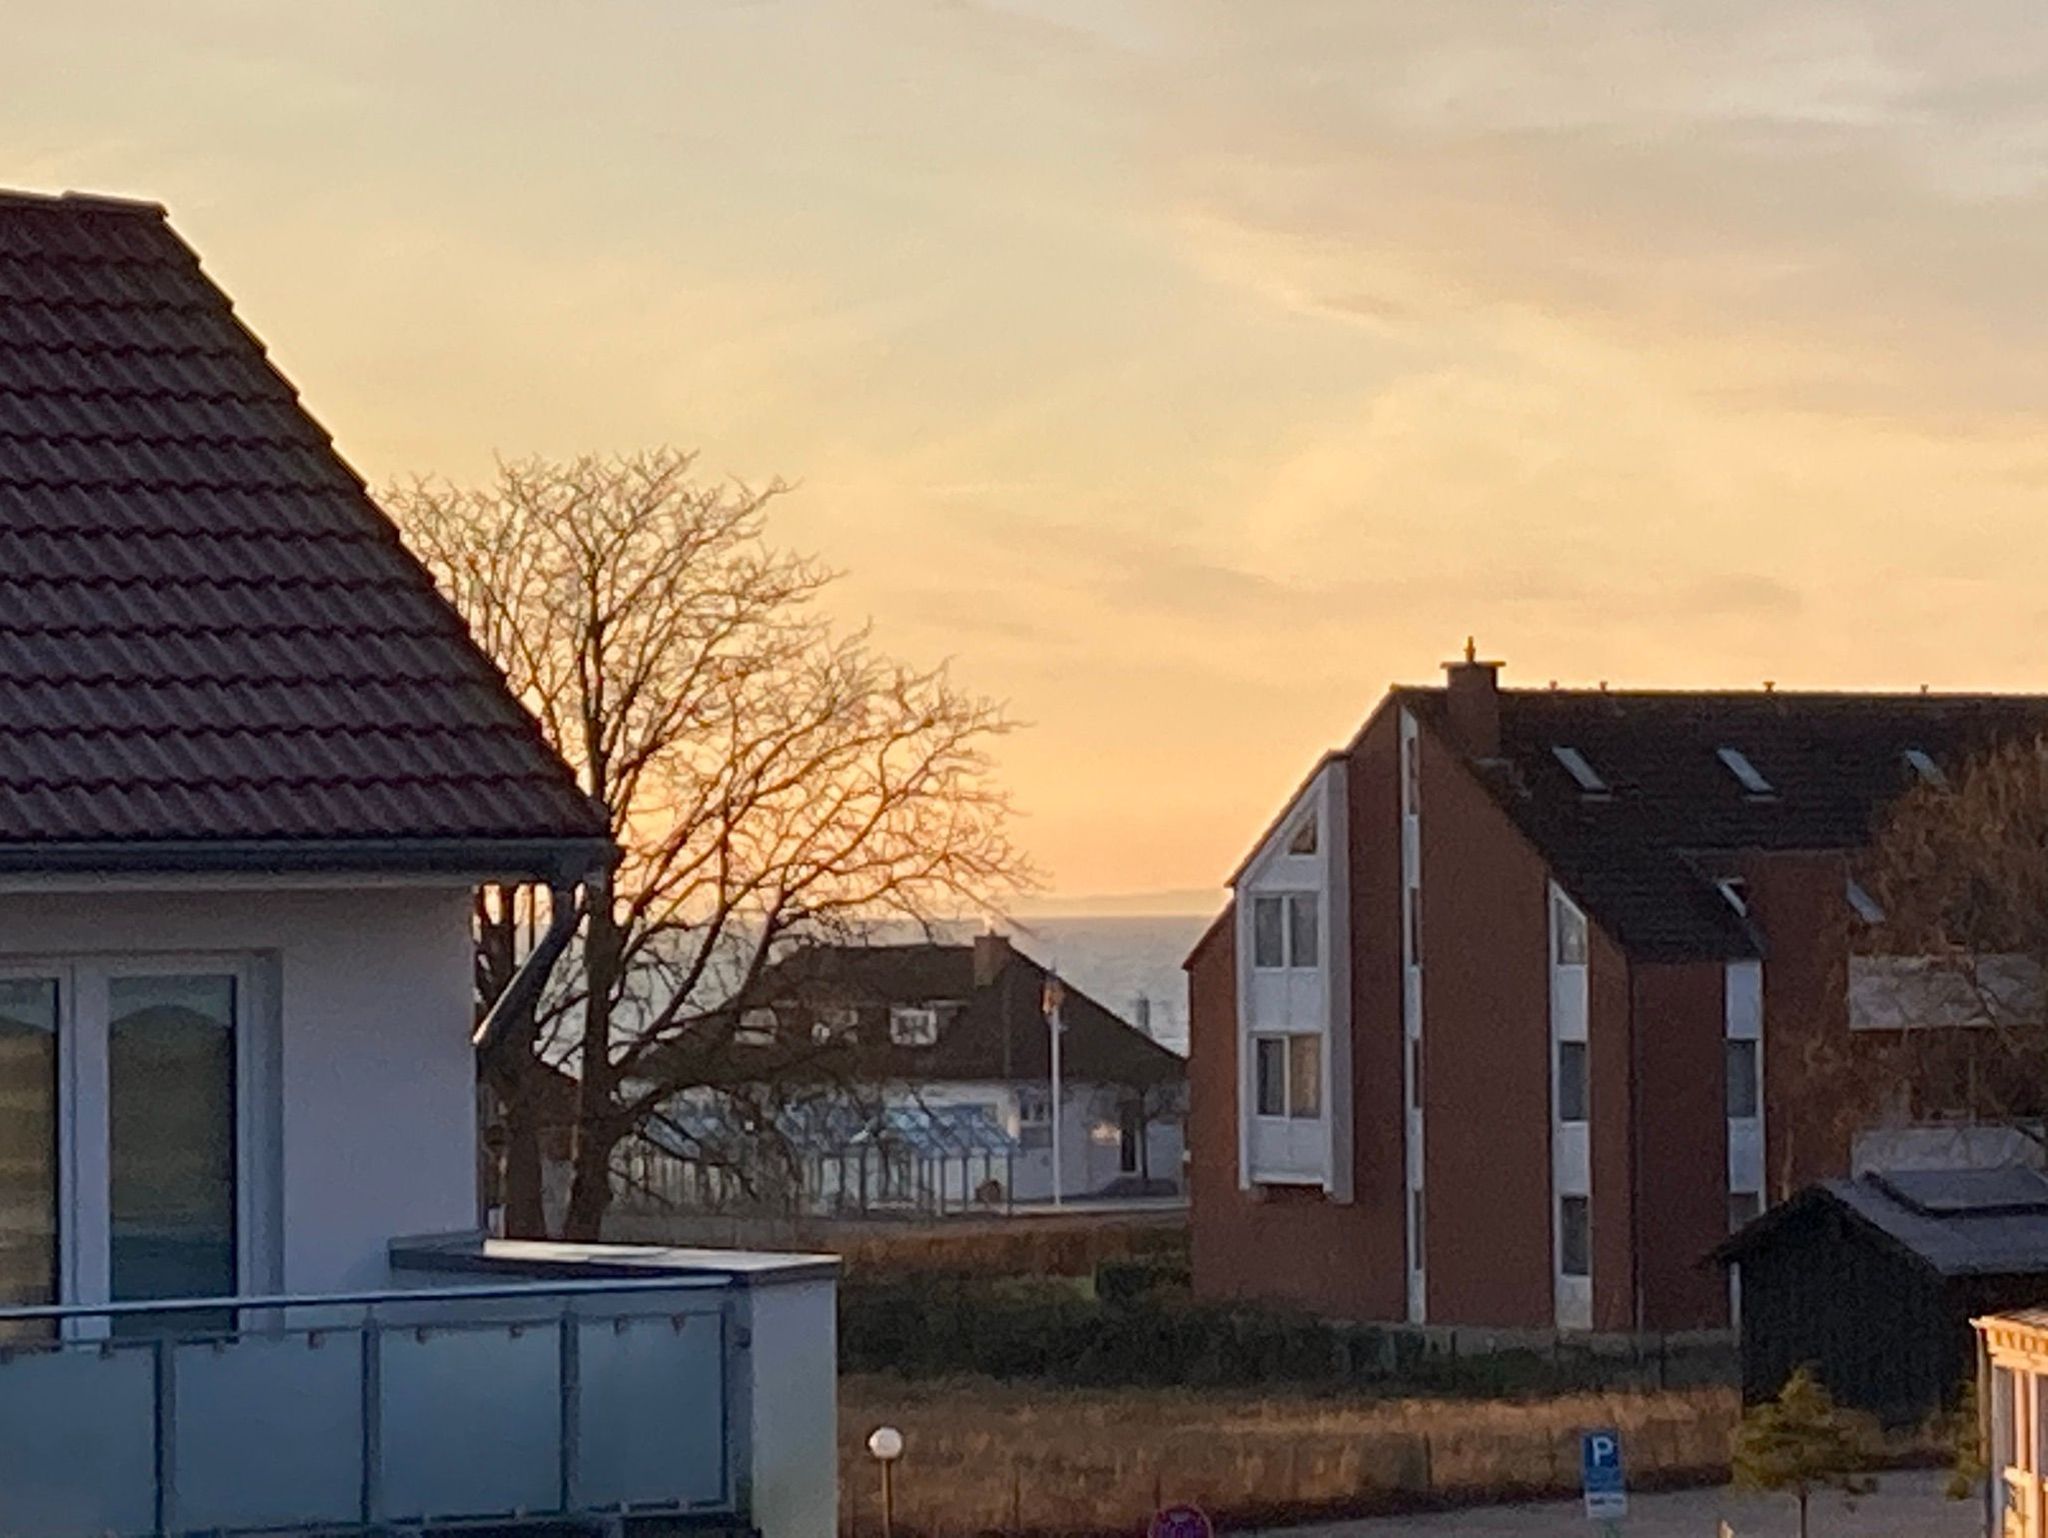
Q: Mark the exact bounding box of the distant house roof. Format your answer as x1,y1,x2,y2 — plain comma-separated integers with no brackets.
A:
0,190,607,878
756,935,1185,1087
1395,686,2048,960
1720,1168,2048,1279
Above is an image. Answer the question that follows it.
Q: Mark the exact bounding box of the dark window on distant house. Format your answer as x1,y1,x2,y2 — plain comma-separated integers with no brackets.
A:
1252,897,1285,969
1254,1037,1287,1117
889,1006,938,1046
1726,1039,1760,1120
1557,1040,1589,1123
1727,1190,1762,1234
1409,1186,1425,1263
1288,894,1319,968
1119,1101,1142,1174
1559,1195,1591,1278
1554,894,1588,966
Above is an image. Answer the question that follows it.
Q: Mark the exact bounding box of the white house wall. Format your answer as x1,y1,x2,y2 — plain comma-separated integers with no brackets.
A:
0,883,478,1295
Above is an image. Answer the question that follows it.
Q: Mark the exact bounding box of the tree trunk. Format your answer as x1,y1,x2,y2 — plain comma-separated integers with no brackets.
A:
499,1085,550,1239
564,889,620,1244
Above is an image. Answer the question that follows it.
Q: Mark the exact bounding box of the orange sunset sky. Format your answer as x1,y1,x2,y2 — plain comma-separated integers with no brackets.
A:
15,2,2048,909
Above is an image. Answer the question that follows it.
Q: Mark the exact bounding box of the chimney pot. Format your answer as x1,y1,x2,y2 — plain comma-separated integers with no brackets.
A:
1443,640,1503,758
973,930,1012,988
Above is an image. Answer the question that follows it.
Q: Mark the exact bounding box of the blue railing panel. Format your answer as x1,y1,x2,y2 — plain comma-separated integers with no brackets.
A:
0,1343,156,1538
576,1310,727,1509
172,1331,366,1532
378,1320,563,1521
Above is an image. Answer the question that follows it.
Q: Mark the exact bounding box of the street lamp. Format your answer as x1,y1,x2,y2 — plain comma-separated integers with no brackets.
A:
867,1425,904,1537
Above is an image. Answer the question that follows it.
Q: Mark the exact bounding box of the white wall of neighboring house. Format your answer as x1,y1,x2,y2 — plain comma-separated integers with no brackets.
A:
0,881,477,1297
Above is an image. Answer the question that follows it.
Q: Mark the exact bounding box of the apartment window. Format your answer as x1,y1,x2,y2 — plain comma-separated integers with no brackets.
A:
1252,893,1318,969
1727,1190,1762,1234
1552,745,1609,796
1253,896,1285,968
1726,1038,1760,1120
1554,893,1588,967
1288,893,1319,968
1287,813,1318,856
1407,885,1423,962
1253,1033,1322,1119
1717,747,1774,797
889,1006,939,1046
1557,1039,1589,1123
1409,1187,1426,1259
1559,1195,1591,1278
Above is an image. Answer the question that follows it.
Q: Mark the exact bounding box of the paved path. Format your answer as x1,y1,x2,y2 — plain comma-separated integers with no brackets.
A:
1256,1472,1979,1537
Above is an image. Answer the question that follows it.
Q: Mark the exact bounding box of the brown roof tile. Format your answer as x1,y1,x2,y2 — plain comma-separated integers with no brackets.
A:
0,190,607,873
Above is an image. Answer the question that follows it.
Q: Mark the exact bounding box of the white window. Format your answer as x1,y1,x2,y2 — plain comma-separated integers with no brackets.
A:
1251,893,1318,970
0,960,262,1317
1903,748,1947,788
1553,893,1588,966
1558,1195,1591,1278
1846,878,1886,925
1726,1038,1760,1119
1552,746,1609,796
1287,814,1318,855
1252,1032,1322,1119
1717,747,1774,797
1556,1039,1589,1123
888,1006,939,1046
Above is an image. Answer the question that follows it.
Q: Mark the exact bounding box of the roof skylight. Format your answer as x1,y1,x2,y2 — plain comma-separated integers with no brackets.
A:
1846,878,1886,925
1717,747,1775,797
1551,745,1609,796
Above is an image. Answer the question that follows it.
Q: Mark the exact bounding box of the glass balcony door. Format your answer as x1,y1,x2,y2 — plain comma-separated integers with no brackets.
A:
0,961,250,1330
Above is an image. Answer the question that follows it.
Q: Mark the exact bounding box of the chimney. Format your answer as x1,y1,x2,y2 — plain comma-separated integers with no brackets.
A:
1443,636,1503,759
973,929,1012,988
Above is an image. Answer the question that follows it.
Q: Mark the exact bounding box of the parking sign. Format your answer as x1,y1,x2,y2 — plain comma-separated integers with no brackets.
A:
1580,1428,1627,1523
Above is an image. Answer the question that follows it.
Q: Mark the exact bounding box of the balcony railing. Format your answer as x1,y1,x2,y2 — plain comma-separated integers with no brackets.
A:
0,1274,746,1538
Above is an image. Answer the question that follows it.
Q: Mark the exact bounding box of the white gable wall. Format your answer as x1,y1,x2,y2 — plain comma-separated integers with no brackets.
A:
0,883,477,1297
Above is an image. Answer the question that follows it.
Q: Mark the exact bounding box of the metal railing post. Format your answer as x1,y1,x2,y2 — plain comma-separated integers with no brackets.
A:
361,1305,383,1525
558,1301,580,1515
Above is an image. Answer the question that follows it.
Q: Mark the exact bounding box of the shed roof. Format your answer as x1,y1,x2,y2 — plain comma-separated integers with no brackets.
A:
1721,1168,2048,1278
0,190,606,877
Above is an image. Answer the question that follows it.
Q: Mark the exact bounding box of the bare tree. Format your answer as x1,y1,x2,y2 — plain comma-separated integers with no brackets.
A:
390,450,1029,1239
1828,736,2048,1166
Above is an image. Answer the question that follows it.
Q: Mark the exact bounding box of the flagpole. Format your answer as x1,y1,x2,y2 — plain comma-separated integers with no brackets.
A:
1047,966,1064,1208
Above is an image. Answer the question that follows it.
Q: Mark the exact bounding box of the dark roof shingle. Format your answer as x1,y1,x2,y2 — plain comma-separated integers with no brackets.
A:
0,190,606,873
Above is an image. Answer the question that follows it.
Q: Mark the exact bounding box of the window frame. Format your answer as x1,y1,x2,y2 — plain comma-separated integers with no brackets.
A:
1251,891,1319,970
1251,1031,1324,1121
1558,1194,1592,1279
1556,1038,1590,1124
1553,893,1589,967
887,1005,940,1047
0,954,269,1324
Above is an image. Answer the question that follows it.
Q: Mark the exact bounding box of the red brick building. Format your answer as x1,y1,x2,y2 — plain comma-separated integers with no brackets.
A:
1186,649,2048,1332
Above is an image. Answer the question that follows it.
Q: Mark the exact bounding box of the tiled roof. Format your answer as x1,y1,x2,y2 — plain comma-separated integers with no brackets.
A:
1398,687,2048,960
0,190,607,874
1722,1169,2048,1278
754,938,1186,1087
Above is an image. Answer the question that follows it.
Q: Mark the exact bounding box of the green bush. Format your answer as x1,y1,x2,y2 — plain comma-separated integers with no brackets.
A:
1093,1255,1193,1306
839,1277,1736,1398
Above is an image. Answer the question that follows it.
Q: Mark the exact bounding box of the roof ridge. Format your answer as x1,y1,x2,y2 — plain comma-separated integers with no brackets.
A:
0,189,167,217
